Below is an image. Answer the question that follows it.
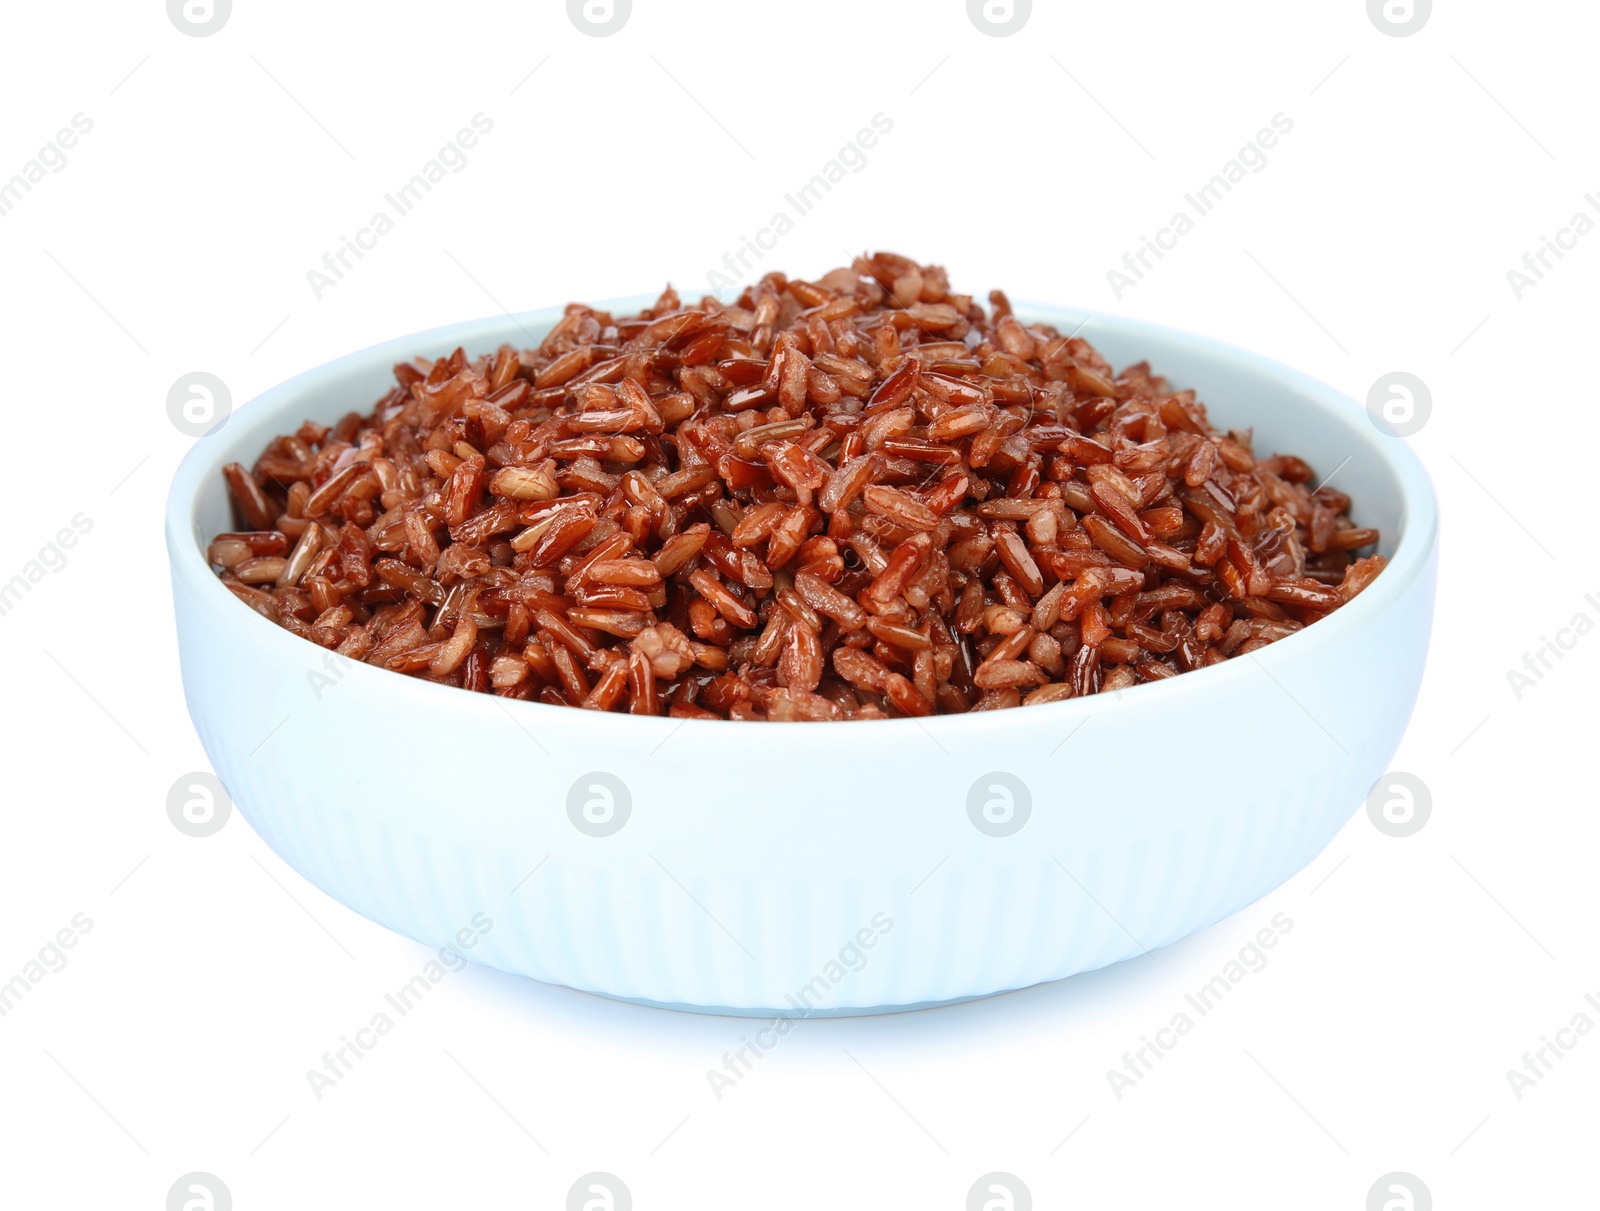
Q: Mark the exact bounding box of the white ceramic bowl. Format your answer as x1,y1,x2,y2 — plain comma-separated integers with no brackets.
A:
166,300,1438,1015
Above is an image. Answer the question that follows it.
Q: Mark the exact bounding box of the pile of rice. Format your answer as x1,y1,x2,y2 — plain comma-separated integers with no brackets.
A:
210,253,1385,720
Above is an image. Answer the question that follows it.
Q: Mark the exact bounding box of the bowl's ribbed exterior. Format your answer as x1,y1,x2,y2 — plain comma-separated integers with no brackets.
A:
214,759,1348,1014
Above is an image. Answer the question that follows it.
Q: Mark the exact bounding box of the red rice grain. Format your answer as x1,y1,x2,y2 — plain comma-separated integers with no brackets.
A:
210,253,1387,719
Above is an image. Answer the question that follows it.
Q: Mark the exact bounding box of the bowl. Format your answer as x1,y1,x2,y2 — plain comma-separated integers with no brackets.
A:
165,299,1438,1015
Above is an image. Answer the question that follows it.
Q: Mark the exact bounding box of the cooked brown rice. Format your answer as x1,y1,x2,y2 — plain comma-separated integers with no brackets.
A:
209,253,1386,720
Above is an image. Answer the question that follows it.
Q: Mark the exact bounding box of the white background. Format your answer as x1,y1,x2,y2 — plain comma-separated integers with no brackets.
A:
2,0,1596,1206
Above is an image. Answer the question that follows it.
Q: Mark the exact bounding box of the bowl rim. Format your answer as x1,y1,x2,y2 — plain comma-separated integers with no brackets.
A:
166,298,1439,740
